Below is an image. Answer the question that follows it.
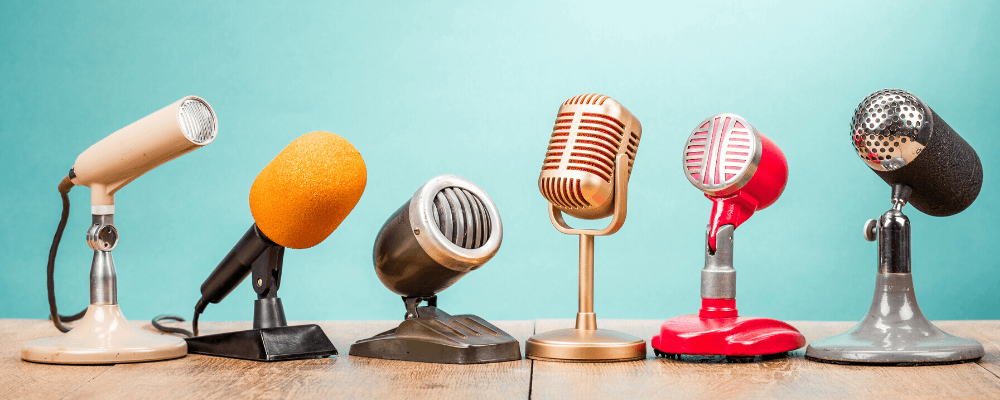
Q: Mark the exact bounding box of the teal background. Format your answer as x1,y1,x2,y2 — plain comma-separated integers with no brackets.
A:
1,0,997,325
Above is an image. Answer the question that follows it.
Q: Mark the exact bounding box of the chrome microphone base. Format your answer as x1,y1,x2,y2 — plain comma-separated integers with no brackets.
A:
526,328,646,362
805,273,984,365
21,304,187,364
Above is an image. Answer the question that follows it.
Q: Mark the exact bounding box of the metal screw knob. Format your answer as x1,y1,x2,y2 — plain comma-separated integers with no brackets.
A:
863,219,878,242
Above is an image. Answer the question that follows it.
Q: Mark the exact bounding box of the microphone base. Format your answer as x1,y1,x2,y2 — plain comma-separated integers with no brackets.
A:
526,328,646,362
185,324,337,362
805,273,984,365
651,298,805,361
349,306,521,364
21,304,187,364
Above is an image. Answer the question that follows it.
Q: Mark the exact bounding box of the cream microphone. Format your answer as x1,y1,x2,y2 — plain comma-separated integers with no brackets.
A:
526,93,647,362
24,96,216,365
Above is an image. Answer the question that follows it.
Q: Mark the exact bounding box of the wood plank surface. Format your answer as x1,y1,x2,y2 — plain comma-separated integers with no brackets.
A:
62,319,533,400
0,319,115,399
529,319,1000,399
5,319,1000,399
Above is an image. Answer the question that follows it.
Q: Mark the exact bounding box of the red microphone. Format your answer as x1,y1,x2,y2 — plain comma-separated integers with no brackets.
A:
682,113,787,251
652,113,804,362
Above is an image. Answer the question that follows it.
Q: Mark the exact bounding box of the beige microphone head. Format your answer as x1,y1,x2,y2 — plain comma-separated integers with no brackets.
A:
70,96,218,208
538,94,641,220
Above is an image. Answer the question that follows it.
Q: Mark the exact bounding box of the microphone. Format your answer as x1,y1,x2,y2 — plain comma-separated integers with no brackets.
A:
526,94,647,363
806,89,985,365
849,88,983,216
681,113,787,251
184,131,366,361
539,93,641,220
652,113,804,362
71,96,218,211
350,174,521,364
196,131,367,312
24,96,217,365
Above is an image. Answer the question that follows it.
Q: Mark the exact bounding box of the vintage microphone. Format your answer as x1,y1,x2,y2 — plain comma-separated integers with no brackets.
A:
178,131,367,361
805,89,985,365
22,96,217,364
651,113,805,362
524,93,647,362
349,174,521,364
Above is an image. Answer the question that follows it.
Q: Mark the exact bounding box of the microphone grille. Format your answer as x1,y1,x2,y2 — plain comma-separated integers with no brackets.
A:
178,98,217,145
431,187,493,249
683,114,759,195
850,89,927,171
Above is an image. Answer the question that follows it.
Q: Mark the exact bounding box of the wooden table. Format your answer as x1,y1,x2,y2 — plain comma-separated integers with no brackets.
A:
3,319,998,399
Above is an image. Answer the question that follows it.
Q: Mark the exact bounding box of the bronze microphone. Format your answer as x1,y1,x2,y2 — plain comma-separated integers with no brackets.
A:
525,94,647,362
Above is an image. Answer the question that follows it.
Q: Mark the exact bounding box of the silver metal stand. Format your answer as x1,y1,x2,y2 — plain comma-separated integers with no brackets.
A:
805,185,984,364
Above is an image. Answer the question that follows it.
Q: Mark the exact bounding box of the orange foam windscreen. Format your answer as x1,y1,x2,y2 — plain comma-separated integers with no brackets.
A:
250,131,367,249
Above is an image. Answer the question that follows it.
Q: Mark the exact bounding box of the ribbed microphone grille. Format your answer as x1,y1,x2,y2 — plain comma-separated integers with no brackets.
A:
539,177,591,210
541,110,637,182
684,114,755,190
178,99,217,144
431,187,492,249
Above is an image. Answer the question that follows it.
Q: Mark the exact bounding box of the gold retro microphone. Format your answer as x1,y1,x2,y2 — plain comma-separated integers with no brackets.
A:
24,97,217,365
526,93,647,362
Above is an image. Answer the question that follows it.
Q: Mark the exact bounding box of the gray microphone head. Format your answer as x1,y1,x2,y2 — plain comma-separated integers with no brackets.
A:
373,175,502,297
538,94,642,220
850,89,983,216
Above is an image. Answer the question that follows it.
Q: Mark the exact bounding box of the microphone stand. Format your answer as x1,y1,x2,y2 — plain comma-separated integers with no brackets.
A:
22,210,187,364
185,243,338,362
525,154,647,362
805,183,984,364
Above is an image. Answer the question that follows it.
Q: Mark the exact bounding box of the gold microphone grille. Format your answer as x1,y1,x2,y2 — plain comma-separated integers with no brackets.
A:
430,187,492,249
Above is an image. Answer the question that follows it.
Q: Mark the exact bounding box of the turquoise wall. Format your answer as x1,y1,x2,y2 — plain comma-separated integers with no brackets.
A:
1,0,997,325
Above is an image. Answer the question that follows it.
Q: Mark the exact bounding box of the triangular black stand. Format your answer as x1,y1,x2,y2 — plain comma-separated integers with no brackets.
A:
186,324,337,362
350,305,521,364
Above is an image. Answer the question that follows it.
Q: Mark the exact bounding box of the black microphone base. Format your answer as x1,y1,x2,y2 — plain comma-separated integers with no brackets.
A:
349,307,521,364
186,324,338,362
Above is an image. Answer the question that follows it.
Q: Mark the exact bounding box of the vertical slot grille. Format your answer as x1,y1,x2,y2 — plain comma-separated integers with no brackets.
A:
431,187,492,249
684,115,753,189
539,177,590,209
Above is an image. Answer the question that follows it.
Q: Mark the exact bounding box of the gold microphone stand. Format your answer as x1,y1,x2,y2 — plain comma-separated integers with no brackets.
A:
526,154,647,362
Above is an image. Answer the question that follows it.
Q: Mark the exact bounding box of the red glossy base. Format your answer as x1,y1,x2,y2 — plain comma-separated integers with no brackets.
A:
651,299,805,357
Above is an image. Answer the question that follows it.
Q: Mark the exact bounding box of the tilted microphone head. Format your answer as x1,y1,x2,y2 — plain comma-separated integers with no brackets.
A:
70,96,218,207
682,113,788,250
250,131,368,249
538,94,642,220
373,175,502,297
849,89,983,216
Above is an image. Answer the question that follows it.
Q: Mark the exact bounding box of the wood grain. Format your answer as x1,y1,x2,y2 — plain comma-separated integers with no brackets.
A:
935,320,1000,379
0,319,115,400
63,319,533,400
529,319,1000,399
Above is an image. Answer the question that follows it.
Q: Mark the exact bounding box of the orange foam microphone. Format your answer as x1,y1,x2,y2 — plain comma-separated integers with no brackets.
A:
184,131,366,362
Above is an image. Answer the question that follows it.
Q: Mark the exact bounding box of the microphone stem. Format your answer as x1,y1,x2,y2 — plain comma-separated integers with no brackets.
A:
576,234,597,330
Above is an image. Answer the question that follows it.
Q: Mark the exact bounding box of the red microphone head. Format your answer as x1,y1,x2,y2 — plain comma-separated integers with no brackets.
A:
682,114,787,250
538,94,642,220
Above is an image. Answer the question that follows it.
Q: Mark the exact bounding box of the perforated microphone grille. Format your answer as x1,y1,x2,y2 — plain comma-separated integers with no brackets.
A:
431,187,492,249
850,89,927,171
683,114,759,194
538,94,641,219
178,99,217,145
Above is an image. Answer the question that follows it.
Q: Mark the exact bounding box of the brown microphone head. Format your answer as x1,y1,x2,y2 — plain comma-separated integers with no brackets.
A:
537,94,641,220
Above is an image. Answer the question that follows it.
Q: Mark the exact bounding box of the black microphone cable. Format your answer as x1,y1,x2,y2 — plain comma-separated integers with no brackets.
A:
151,298,207,337
46,176,88,332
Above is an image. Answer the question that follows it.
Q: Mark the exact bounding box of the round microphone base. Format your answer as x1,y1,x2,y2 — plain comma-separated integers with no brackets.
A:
805,273,984,365
21,304,187,365
525,328,646,362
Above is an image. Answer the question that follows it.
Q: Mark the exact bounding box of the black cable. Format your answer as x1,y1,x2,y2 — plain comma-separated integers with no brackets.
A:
151,314,194,337
47,176,88,332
